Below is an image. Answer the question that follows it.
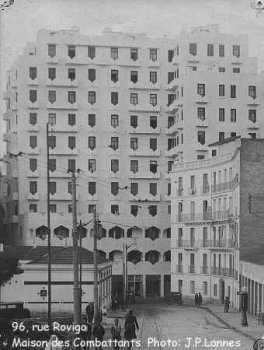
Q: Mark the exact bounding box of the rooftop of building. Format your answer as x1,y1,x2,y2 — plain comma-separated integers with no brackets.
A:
1,245,108,265
208,135,241,147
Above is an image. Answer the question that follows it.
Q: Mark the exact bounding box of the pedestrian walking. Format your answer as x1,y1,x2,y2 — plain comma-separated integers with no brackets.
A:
224,296,230,313
198,292,203,306
124,310,139,350
111,318,122,350
93,321,105,350
194,293,199,306
86,302,94,324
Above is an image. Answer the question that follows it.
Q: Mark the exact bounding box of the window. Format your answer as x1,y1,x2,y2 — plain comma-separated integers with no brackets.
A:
88,91,96,104
168,161,173,172
110,114,119,128
30,135,37,149
219,132,225,142
68,68,76,81
48,159,56,172
88,69,96,82
88,159,96,173
233,45,240,58
68,159,76,172
130,138,138,150
230,109,236,122
149,183,157,196
249,85,256,99
29,113,37,125
219,44,225,57
88,114,96,127
168,94,175,106
111,70,118,83
111,137,119,150
48,113,56,126
197,131,205,145
168,72,174,84
130,48,138,61
49,181,56,195
68,45,75,58
197,107,205,121
48,90,56,103
111,205,119,215
150,115,157,129
203,282,208,295
150,71,157,84
249,109,256,123
111,92,118,105
29,67,37,80
50,204,57,213
68,91,76,104
150,138,157,151
219,108,225,122
111,159,119,173
197,84,205,97
131,205,138,217
219,67,225,73
68,113,76,126
29,204,37,213
68,205,72,213
213,283,217,297
150,160,157,173
68,136,76,149
207,44,214,56
130,115,138,128
230,132,236,138
219,84,225,97
111,47,118,60
168,50,174,62
29,90,37,103
233,67,240,73
47,135,56,149
111,182,119,196
148,205,157,216
88,204,96,213
249,132,256,139
189,43,197,56
130,160,138,173
88,46,95,59
48,67,56,80
130,71,138,83
168,205,171,214
48,44,56,57
149,48,157,61
88,182,96,195
230,85,236,98
150,94,157,106
29,158,37,172
130,182,138,196
29,181,37,195
88,136,96,150
130,93,138,105
168,116,174,128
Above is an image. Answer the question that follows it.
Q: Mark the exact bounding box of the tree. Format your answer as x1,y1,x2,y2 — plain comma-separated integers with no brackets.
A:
0,251,23,286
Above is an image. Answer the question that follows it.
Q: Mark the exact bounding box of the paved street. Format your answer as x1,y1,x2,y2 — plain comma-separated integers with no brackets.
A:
134,304,253,350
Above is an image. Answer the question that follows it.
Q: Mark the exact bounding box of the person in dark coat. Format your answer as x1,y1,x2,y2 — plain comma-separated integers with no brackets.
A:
224,296,230,313
198,292,203,306
86,302,94,324
194,293,199,306
93,321,105,350
111,318,122,350
124,310,139,349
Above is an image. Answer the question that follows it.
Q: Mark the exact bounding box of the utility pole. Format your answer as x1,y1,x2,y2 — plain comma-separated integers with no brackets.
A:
71,170,81,324
93,210,99,321
46,123,52,328
123,242,127,308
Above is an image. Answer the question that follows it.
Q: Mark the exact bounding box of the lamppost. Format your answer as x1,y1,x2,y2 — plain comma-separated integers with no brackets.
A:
238,286,248,327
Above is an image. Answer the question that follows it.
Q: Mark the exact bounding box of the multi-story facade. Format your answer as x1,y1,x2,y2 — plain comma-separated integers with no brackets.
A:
171,138,264,306
3,25,264,299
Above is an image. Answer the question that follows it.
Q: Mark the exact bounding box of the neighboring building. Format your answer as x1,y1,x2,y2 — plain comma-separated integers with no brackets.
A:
3,25,263,299
171,138,264,307
0,246,112,313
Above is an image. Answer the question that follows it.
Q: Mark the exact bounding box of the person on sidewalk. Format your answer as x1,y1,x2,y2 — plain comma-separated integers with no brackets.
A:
124,310,139,350
111,318,122,350
198,292,203,307
86,302,94,324
93,321,105,350
194,293,198,306
224,296,230,313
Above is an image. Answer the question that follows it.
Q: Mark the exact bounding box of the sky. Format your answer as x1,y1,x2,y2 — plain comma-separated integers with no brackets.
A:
1,0,264,154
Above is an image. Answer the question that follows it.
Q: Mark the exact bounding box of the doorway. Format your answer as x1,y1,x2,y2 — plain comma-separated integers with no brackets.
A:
146,275,161,298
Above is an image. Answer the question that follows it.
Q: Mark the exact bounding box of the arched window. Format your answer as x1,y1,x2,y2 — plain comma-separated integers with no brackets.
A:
145,226,160,240
36,225,48,240
54,225,69,240
145,250,160,264
109,250,123,262
109,226,124,239
127,250,142,264
164,251,171,262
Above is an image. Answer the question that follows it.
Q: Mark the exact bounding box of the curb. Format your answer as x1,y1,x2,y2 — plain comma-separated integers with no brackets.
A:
201,306,255,341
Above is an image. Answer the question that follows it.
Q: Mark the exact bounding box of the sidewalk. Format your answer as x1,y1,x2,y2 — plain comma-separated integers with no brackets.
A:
202,304,264,341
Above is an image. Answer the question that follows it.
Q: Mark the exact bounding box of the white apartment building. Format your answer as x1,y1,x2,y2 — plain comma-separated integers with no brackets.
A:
3,25,264,300
171,138,264,307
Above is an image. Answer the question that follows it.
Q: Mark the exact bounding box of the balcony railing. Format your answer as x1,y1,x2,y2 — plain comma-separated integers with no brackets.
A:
211,177,239,194
211,267,234,277
188,265,195,273
178,209,234,223
200,266,209,274
176,239,237,249
176,264,183,273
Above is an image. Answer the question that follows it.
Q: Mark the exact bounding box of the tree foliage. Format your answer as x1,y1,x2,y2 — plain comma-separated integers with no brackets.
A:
0,252,23,286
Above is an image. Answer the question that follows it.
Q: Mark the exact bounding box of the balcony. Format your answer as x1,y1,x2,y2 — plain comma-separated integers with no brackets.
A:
129,194,161,202
176,239,237,249
129,104,160,113
200,266,209,275
177,210,212,223
128,127,161,135
166,100,180,113
3,111,12,121
129,149,161,157
196,118,209,128
165,79,178,90
212,210,234,221
188,187,196,195
128,171,161,179
3,133,10,143
188,265,195,273
46,79,79,88
211,267,234,277
247,120,259,130
201,185,210,194
46,102,79,110
211,178,238,193
175,264,183,273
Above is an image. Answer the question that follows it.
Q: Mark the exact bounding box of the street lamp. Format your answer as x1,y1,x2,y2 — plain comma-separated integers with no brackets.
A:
237,286,248,327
